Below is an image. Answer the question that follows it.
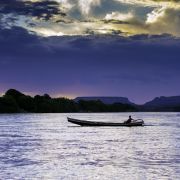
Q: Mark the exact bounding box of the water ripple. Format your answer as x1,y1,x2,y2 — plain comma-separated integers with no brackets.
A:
0,113,179,179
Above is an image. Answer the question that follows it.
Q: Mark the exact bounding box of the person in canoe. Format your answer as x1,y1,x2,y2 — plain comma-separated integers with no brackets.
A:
125,116,134,124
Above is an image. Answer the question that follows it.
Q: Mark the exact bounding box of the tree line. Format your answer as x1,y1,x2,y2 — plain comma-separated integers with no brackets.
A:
0,89,136,113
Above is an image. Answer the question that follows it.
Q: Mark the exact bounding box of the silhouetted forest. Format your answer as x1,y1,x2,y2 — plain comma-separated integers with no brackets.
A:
0,89,136,113
1,89,180,113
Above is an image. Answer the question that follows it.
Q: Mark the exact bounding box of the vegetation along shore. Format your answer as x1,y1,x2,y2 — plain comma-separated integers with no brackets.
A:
0,89,180,113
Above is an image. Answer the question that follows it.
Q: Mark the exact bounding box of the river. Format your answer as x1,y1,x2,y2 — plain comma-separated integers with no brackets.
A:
0,113,179,179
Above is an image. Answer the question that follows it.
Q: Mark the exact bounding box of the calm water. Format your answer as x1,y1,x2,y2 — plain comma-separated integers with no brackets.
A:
0,113,179,180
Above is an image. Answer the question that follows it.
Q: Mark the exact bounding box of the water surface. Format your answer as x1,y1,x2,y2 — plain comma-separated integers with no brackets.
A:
0,113,179,179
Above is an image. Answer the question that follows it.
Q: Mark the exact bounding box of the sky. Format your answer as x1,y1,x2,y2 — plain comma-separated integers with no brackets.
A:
0,0,180,104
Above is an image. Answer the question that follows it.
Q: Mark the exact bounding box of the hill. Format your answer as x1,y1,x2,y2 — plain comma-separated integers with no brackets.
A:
74,97,134,105
143,96,180,111
144,96,180,107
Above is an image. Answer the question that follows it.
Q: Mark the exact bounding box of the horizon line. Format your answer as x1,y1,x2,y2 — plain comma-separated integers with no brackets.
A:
1,89,180,105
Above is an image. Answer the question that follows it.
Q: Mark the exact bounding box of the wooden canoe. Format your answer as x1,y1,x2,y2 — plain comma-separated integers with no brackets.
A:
67,117,144,127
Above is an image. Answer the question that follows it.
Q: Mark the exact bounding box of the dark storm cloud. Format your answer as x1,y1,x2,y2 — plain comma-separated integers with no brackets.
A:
0,26,180,103
0,26,47,57
0,26,180,59
0,0,66,21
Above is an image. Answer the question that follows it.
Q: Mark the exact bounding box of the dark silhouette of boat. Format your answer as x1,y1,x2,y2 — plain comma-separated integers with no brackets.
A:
67,117,144,127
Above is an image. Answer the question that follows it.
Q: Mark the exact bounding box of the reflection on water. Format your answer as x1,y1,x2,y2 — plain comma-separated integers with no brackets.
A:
0,113,179,179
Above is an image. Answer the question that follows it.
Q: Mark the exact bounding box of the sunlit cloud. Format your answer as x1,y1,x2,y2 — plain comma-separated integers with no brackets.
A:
33,28,65,36
105,12,134,21
145,6,180,36
0,0,180,37
146,6,166,23
115,0,180,8
78,0,101,15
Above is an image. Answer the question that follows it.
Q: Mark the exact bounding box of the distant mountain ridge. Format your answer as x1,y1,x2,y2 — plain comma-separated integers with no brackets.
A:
144,96,180,107
74,96,180,108
74,97,134,105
